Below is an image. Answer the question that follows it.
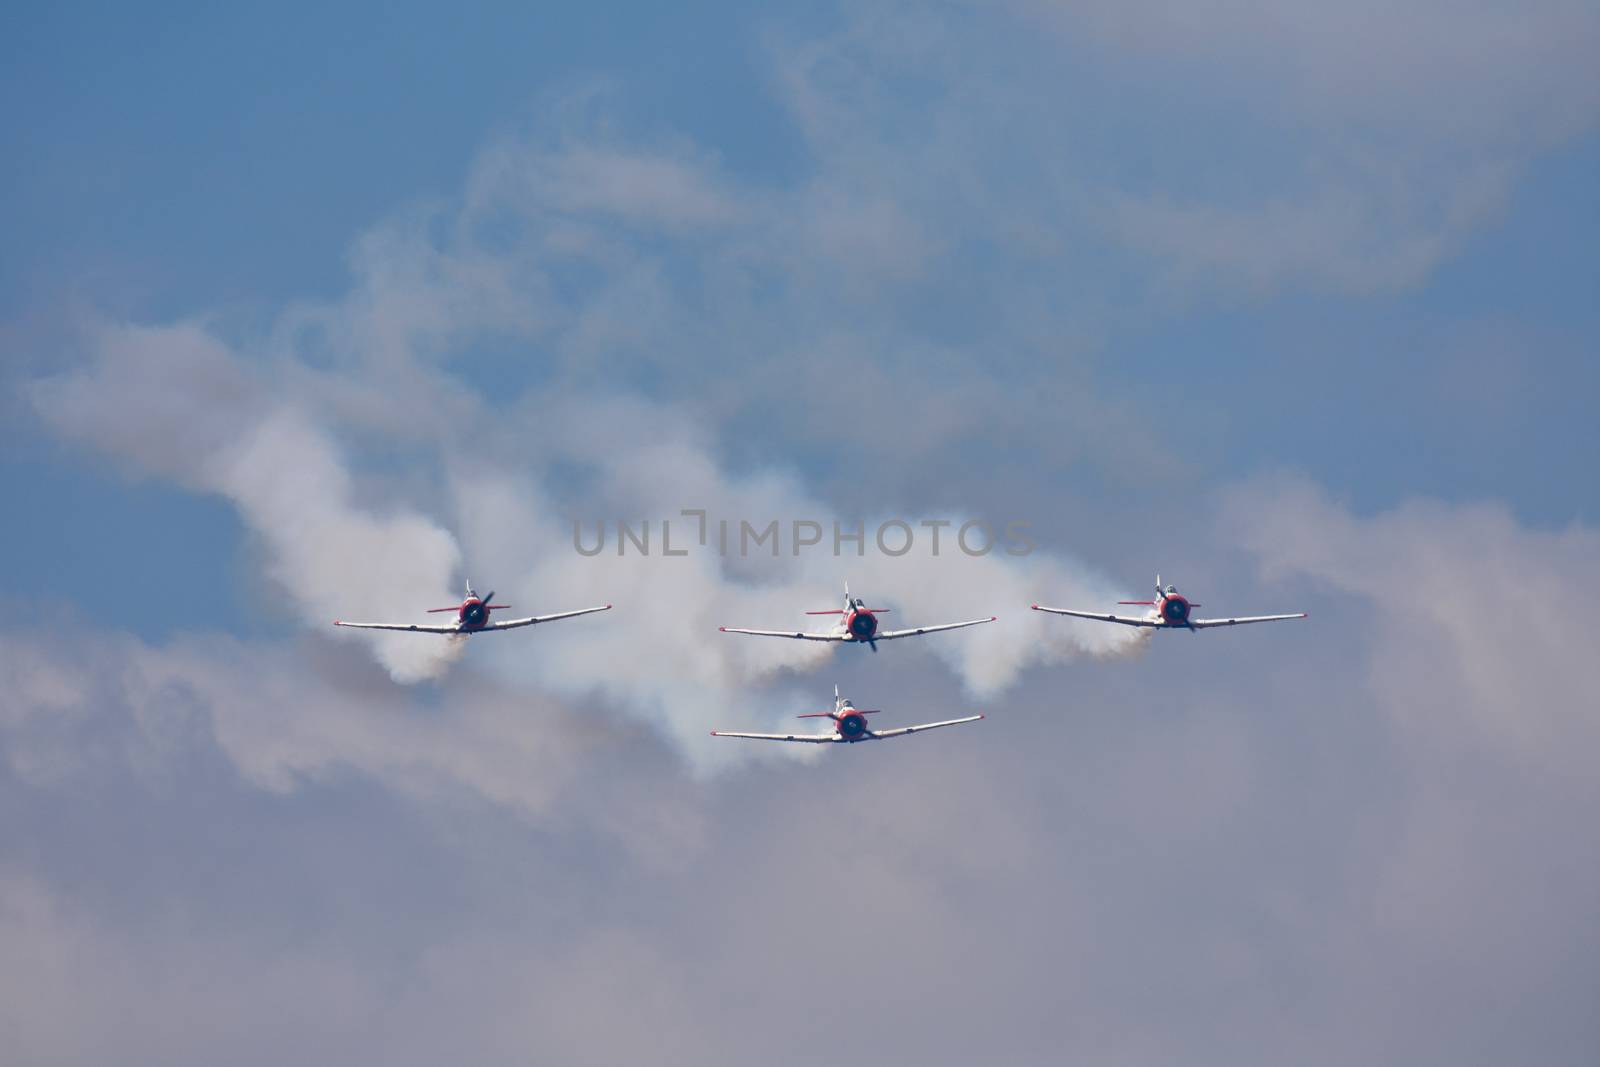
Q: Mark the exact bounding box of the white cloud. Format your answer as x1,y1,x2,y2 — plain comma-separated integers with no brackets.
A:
3,477,1598,1065
814,0,1600,294
1022,0,1600,141
1220,478,1597,760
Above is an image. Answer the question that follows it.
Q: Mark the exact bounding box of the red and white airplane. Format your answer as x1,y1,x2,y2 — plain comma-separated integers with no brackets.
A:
711,685,983,744
719,582,996,652
333,580,612,635
1031,575,1306,632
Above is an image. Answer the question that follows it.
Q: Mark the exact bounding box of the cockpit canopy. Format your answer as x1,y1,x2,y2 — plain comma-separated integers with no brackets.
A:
1163,585,1178,595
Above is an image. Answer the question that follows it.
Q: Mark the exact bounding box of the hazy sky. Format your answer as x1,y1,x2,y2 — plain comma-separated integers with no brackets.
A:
3,4,1598,1064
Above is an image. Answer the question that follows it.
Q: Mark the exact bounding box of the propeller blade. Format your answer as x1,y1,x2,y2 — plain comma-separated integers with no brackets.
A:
483,591,496,605
868,637,878,653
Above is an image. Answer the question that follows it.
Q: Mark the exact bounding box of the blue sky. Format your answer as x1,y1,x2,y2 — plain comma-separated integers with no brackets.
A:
0,4,811,315
3,4,1598,1064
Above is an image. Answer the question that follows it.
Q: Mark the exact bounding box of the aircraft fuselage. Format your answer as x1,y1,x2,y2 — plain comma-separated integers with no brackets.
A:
844,609,878,640
1156,594,1191,626
457,598,490,629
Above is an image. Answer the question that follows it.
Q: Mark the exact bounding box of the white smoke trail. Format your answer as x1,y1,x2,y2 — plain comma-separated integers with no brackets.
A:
442,426,1150,762
208,410,465,682
33,325,467,684
34,323,1148,733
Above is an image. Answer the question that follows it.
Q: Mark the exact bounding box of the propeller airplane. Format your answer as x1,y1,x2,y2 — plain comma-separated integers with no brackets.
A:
711,685,984,744
333,580,612,635
718,581,996,652
1031,575,1305,632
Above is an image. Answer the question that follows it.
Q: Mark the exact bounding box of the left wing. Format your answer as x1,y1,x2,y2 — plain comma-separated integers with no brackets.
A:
1190,613,1306,629
333,620,463,634
479,604,613,631
718,628,850,642
1030,606,1161,627
868,714,984,739
709,730,843,743
874,617,998,641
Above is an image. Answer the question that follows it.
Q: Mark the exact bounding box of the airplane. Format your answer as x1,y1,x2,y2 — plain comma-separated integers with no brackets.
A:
711,685,984,744
333,580,612,635
1031,574,1306,632
718,581,996,652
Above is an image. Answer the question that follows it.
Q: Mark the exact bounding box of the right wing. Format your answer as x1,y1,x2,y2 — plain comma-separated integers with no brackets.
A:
1190,613,1307,629
874,617,997,641
718,628,849,642
333,620,461,634
479,604,613,630
1030,605,1161,628
709,730,842,743
869,714,984,739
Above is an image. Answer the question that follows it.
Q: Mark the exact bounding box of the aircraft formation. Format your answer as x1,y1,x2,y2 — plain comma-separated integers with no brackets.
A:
333,575,1304,746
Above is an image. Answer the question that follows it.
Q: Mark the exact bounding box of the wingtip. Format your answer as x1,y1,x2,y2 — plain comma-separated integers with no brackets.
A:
718,626,728,632
605,603,614,610
989,615,998,621
1029,604,1039,610
332,620,342,626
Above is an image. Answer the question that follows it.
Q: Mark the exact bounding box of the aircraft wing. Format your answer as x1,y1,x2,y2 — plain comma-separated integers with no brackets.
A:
874,617,998,641
718,628,849,641
333,620,462,634
709,730,843,742
868,714,984,739
479,604,613,631
334,604,612,635
710,715,984,742
1190,613,1307,629
1030,606,1161,627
